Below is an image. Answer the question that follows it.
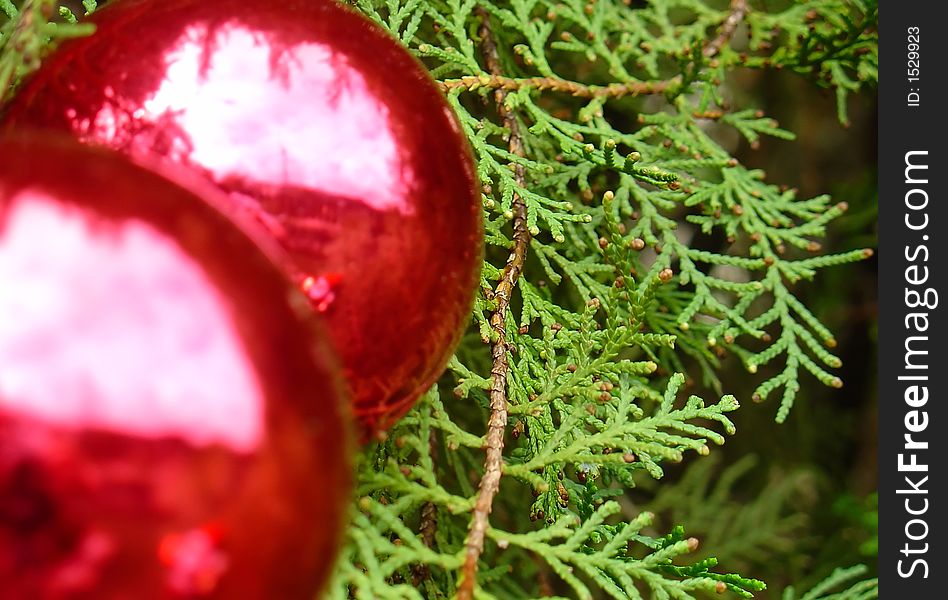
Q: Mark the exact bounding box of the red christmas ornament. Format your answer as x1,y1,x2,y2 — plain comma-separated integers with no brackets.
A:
3,0,484,438
0,136,352,598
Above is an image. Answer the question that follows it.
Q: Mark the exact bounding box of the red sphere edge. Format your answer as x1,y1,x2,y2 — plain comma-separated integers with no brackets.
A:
0,134,354,599
1,0,485,440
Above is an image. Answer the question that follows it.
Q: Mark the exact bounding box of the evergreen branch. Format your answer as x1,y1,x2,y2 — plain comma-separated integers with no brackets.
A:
458,7,532,599
782,565,878,600
0,0,45,96
439,74,671,98
489,502,765,599
704,0,750,58
0,0,93,103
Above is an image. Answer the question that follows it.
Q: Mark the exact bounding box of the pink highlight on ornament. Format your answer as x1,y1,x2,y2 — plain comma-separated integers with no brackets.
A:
158,525,229,595
299,272,342,312
0,192,264,452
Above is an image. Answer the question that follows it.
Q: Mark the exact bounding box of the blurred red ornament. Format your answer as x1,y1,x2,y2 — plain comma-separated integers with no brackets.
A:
3,0,484,438
0,136,352,598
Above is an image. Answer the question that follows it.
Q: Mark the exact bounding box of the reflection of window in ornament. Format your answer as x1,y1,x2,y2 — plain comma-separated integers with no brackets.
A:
0,194,264,452
2,0,483,441
99,24,414,214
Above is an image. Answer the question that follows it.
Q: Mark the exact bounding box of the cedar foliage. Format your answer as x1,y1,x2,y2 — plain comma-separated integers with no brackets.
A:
0,0,878,598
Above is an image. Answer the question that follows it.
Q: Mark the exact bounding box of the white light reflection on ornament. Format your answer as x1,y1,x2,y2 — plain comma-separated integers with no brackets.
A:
0,193,264,452
124,23,412,214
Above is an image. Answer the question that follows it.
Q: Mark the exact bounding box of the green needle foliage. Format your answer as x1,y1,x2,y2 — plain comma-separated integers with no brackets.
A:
644,454,813,571
781,565,878,600
0,0,877,598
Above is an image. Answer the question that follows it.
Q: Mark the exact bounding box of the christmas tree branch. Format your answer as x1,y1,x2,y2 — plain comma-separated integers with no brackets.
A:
439,0,747,101
439,74,670,98
457,7,532,600
704,0,750,58
0,0,48,98
0,0,93,103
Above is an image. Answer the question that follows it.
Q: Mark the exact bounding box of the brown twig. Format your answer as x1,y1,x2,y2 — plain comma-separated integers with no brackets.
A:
456,7,531,600
439,1,748,102
439,74,671,98
704,0,749,58
536,556,555,596
411,501,439,585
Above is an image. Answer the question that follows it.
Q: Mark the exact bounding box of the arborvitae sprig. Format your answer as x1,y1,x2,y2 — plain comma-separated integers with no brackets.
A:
331,379,758,599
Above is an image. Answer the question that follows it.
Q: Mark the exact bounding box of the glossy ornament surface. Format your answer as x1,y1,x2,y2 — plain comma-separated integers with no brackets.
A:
3,0,484,437
0,136,352,598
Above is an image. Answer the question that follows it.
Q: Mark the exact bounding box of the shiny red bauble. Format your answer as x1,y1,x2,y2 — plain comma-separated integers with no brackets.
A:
0,136,352,599
3,0,484,438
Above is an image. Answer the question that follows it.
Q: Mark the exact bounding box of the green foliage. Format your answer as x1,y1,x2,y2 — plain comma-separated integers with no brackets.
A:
0,0,878,598
0,0,93,97
343,0,875,595
781,565,877,600
832,493,878,558
644,454,813,570
737,0,878,126
331,382,763,599
348,0,878,422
